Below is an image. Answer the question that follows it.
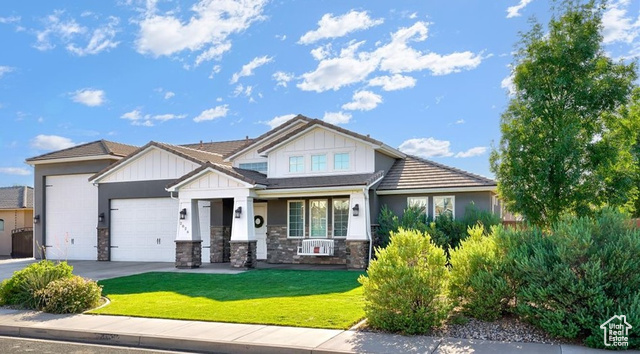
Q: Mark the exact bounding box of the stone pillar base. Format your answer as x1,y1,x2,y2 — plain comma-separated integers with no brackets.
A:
175,240,202,269
210,226,224,263
346,240,370,269
230,240,257,268
97,227,109,261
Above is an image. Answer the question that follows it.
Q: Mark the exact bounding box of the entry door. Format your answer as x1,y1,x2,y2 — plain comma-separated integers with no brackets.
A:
254,203,267,260
199,201,211,263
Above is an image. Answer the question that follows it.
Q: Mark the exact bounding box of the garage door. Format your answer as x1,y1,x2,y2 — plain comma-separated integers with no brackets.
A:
45,174,98,260
110,198,178,262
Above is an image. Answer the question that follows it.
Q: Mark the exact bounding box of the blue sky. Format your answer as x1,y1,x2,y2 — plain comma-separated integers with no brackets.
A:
1,0,638,187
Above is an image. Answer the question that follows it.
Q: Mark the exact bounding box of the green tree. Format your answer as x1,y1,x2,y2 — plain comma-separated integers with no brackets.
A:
491,0,638,226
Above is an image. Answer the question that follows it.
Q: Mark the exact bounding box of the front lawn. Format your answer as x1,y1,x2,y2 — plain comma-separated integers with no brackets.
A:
90,269,364,329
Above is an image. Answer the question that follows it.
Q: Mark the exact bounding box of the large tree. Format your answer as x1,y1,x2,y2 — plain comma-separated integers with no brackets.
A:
490,0,638,226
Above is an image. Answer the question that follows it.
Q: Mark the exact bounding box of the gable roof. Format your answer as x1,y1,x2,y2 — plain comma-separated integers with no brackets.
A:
377,155,496,192
0,186,33,209
26,140,138,163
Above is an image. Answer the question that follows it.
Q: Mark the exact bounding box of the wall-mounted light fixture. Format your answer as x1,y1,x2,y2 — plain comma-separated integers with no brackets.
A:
98,212,105,223
235,206,242,218
33,215,40,224
179,208,187,220
352,204,360,217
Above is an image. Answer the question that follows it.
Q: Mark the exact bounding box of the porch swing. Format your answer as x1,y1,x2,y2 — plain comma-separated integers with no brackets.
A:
297,239,335,256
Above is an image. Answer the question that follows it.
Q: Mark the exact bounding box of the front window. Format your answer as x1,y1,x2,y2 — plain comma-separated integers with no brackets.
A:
238,162,268,174
288,201,304,238
434,196,455,219
289,156,304,173
0,219,3,231
407,197,428,219
311,154,326,172
310,200,328,238
333,199,349,237
334,153,350,170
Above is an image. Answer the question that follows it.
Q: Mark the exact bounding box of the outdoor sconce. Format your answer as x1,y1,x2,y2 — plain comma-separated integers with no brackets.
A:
235,206,242,218
98,212,105,223
34,215,40,224
352,204,360,217
179,208,187,220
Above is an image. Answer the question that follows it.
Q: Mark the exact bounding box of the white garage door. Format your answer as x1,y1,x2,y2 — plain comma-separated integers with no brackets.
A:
110,198,178,262
199,201,211,263
45,174,98,260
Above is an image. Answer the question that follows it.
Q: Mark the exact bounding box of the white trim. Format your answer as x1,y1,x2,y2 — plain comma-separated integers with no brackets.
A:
224,118,309,162
260,125,380,155
332,198,349,238
433,195,455,219
165,166,258,192
377,144,406,159
309,199,328,238
333,152,351,171
257,186,364,198
287,200,305,239
407,196,429,219
311,154,327,172
27,155,123,165
376,186,496,195
288,155,305,174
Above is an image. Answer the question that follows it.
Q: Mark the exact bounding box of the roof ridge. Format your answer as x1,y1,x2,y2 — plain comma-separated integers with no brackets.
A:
102,139,140,151
182,138,254,145
161,142,224,157
405,154,495,183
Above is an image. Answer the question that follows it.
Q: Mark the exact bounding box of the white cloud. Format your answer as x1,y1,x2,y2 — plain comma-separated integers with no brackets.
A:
501,73,516,97
265,113,297,128
34,11,119,55
120,109,186,126
275,34,286,41
0,16,20,24
342,90,382,111
455,146,487,158
455,119,465,125
399,138,453,158
209,65,222,79
273,71,295,87
299,10,383,44
193,105,229,122
152,113,186,121
368,74,416,91
602,0,640,45
310,44,332,60
121,109,142,121
0,66,14,78
230,55,273,84
135,0,267,66
0,167,31,176
506,0,534,18
323,111,352,125
71,89,105,107
164,91,175,99
66,16,119,56
30,135,76,151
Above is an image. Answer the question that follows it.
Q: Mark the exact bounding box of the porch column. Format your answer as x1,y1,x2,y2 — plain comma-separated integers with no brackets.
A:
175,198,202,269
230,195,257,268
346,191,370,269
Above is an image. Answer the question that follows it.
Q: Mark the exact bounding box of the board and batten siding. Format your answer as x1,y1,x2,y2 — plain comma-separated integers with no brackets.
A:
232,120,309,169
180,171,247,190
100,148,200,183
268,127,375,178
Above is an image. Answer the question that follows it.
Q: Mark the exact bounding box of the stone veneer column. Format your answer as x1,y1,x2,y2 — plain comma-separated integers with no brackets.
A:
230,240,257,268
97,227,109,261
346,240,369,269
175,240,202,268
210,226,224,263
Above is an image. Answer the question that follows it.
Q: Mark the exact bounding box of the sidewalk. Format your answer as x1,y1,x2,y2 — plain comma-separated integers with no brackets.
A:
0,308,631,354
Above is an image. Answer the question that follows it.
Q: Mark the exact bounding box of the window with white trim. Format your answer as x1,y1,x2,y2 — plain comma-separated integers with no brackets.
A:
334,153,350,170
288,201,305,238
310,200,328,238
311,154,326,172
289,156,304,173
407,197,428,219
332,199,349,238
238,162,268,173
434,196,455,219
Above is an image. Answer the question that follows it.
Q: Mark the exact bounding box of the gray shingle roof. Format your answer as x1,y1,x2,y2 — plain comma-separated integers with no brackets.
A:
26,140,138,162
0,186,33,209
377,155,496,191
182,139,254,157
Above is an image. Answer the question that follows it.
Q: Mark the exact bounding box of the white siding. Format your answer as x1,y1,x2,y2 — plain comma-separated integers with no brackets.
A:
181,171,246,190
267,127,375,178
232,120,308,168
101,147,200,183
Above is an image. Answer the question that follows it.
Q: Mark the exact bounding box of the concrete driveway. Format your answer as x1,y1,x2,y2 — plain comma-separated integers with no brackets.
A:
0,258,243,281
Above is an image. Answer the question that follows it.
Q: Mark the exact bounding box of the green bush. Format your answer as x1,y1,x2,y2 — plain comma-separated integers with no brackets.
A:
501,209,640,348
359,228,450,334
449,225,511,321
0,260,73,308
36,276,102,314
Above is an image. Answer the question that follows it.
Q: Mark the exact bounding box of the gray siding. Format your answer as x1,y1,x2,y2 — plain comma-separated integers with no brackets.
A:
33,160,115,258
374,152,397,173
376,191,494,222
371,152,399,224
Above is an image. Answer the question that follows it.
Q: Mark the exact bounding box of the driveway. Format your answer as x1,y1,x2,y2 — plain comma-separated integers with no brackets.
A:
0,259,243,282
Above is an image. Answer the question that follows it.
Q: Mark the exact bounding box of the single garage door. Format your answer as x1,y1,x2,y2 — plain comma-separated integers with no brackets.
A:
45,174,98,260
110,198,178,262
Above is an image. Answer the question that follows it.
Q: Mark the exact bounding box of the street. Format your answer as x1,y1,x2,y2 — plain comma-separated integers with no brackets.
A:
0,336,191,354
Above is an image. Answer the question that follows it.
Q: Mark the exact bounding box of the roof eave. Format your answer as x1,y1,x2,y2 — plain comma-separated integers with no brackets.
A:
27,155,124,165
376,186,497,195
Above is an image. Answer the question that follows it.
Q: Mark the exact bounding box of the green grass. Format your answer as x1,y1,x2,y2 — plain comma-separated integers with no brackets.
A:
90,269,365,329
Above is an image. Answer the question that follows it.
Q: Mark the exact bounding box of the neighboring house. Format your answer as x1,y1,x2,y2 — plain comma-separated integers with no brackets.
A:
26,115,497,269
0,186,34,257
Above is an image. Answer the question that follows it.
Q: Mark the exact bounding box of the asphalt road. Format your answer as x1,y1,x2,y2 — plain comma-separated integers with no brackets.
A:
0,336,192,354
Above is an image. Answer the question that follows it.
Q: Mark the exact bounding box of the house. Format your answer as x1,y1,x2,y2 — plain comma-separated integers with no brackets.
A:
600,315,633,347
0,186,34,258
26,115,497,269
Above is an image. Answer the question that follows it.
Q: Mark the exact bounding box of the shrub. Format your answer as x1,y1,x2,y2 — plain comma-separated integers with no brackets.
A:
449,225,511,321
501,208,640,348
359,228,450,333
36,276,102,314
0,260,73,308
